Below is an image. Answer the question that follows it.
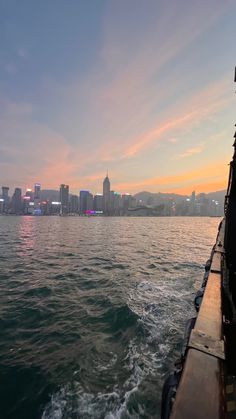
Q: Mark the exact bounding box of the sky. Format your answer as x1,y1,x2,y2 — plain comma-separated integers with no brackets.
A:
0,0,236,196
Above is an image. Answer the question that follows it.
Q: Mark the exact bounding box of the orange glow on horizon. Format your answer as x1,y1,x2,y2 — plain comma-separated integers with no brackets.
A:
113,160,229,195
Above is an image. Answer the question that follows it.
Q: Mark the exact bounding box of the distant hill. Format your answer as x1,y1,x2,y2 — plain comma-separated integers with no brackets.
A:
40,190,59,201
205,190,226,202
40,189,226,205
134,191,188,205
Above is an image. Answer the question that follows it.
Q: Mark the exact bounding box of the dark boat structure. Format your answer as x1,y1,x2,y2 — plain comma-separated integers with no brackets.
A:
161,69,236,419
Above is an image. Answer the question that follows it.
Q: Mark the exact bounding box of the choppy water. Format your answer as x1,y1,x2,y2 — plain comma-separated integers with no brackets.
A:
0,216,220,419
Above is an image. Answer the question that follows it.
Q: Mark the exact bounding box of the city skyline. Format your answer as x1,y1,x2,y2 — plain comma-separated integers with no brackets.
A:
1,1,236,194
0,177,227,198
0,174,224,217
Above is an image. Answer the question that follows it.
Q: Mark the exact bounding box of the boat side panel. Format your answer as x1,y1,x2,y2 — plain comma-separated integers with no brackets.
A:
170,349,226,419
195,272,222,339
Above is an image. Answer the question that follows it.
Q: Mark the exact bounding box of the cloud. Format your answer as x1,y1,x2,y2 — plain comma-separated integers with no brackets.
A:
42,1,234,167
121,76,232,159
1,0,235,195
113,160,228,194
0,100,77,190
177,144,204,159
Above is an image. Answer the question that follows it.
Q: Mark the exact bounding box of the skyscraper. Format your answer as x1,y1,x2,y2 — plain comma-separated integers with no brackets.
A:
70,194,79,213
103,173,110,215
79,190,93,213
60,184,69,214
25,188,33,200
94,194,103,211
34,183,41,200
12,188,22,214
2,186,9,213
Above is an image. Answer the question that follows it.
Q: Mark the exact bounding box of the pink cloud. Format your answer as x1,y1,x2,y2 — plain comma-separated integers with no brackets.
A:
120,76,232,159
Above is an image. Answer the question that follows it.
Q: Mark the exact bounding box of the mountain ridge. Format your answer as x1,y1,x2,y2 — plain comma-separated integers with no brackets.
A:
40,189,226,204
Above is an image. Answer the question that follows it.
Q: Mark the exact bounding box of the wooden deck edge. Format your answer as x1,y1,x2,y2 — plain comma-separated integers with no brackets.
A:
170,219,226,419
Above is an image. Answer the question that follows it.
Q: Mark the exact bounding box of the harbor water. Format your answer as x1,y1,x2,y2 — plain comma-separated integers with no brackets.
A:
0,216,220,419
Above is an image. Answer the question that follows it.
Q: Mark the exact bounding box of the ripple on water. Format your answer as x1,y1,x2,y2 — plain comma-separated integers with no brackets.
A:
0,216,220,419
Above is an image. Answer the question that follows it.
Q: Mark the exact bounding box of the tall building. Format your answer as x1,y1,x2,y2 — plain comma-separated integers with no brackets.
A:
70,195,79,213
109,191,116,214
60,184,69,214
86,192,93,212
94,194,103,211
80,190,93,213
34,183,41,200
12,188,22,214
121,193,132,214
25,188,34,199
114,192,122,215
2,186,9,213
0,199,4,214
103,173,110,214
190,191,196,215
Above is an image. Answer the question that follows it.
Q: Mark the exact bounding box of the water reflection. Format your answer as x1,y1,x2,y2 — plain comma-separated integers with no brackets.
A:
17,216,36,258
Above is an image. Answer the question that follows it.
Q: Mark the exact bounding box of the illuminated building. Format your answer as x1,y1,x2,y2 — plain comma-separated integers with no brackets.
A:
60,184,69,214
190,191,196,215
50,201,61,215
121,193,132,214
0,198,4,213
40,200,50,215
22,195,31,214
114,192,122,215
103,173,110,214
1,186,9,213
34,183,41,200
11,188,22,214
109,191,115,214
80,190,89,213
25,188,34,200
70,195,79,213
87,193,93,211
80,190,93,214
94,194,103,211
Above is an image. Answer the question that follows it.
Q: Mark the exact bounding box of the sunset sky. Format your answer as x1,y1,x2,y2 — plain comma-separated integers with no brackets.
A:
0,0,235,195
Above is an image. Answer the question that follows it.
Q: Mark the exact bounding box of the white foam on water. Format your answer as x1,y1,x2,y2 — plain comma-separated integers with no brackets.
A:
42,272,196,419
42,334,161,418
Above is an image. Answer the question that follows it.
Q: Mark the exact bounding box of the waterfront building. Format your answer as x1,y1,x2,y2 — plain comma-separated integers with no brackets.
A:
25,188,34,200
34,183,41,200
70,195,79,213
1,186,9,213
198,193,209,216
60,184,69,214
103,173,110,214
50,201,61,215
121,193,132,214
190,190,196,215
0,198,4,214
94,194,103,211
80,190,89,213
114,192,122,215
109,191,115,214
40,200,50,215
22,195,31,214
11,188,22,214
79,190,93,213
86,193,93,212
